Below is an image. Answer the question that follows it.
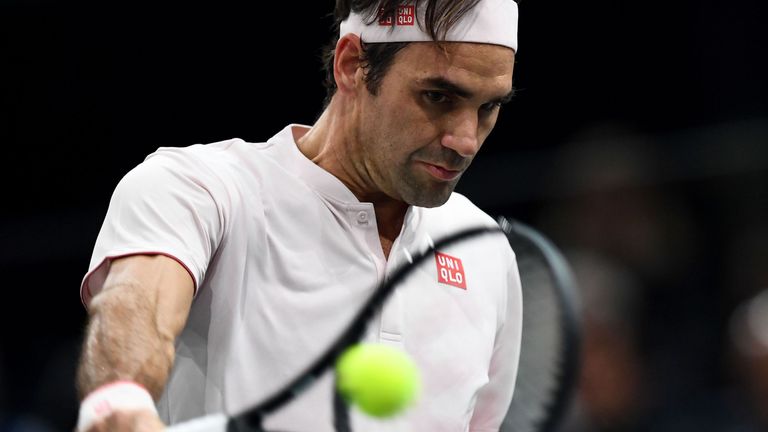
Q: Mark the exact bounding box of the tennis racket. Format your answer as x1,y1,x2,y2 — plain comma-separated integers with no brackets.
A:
498,216,581,432
166,225,505,432
167,219,581,432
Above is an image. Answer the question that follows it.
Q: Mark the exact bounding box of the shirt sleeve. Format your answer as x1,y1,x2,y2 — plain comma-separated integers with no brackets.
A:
469,242,523,431
80,148,227,307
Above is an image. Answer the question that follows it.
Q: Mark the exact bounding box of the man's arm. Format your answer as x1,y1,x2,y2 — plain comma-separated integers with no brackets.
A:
76,254,194,427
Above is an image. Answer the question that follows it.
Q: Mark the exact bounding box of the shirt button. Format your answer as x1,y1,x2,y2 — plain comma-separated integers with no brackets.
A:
356,211,369,225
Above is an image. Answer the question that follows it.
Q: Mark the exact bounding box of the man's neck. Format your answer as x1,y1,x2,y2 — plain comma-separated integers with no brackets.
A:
295,109,409,258
374,201,409,259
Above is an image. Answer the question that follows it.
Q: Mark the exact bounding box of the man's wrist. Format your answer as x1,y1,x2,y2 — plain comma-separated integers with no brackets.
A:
77,380,158,431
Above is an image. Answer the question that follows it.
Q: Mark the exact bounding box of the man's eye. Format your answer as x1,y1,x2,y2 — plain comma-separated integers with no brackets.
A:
424,91,449,104
480,101,502,113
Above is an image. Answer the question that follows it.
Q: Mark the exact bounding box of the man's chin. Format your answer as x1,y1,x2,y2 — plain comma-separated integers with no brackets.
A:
403,184,456,208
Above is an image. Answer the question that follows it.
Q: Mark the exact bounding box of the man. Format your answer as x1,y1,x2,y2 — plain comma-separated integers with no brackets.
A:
75,0,523,430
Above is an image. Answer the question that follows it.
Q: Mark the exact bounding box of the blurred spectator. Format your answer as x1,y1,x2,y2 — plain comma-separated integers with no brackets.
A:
558,250,648,432
537,123,719,431
536,123,698,283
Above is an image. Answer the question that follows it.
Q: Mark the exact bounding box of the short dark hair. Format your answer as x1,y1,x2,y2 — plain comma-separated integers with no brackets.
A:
320,0,485,108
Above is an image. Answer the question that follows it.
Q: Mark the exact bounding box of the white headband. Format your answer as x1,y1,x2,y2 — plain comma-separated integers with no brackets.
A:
340,0,518,52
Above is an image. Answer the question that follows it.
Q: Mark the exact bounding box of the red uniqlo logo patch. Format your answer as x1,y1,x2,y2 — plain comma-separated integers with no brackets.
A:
378,5,415,26
396,5,415,26
435,251,467,289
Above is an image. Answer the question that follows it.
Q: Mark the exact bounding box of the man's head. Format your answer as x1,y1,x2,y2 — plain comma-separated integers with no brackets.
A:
320,0,518,207
322,0,518,106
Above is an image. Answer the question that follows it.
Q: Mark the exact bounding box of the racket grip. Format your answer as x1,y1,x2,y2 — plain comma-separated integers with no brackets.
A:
166,413,228,432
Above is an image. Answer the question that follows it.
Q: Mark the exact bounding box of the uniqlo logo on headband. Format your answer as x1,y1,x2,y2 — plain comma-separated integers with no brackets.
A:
435,251,467,290
378,5,415,26
396,5,415,26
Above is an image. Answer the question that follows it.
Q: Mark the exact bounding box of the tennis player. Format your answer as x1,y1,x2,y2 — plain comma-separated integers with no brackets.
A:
75,0,523,430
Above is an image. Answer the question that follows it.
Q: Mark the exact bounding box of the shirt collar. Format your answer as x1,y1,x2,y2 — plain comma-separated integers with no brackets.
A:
270,123,362,205
269,123,422,235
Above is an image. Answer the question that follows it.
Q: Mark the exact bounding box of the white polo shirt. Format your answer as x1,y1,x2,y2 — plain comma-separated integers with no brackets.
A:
81,124,522,432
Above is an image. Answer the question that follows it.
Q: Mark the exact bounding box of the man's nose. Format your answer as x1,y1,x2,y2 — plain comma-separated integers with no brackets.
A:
440,111,479,158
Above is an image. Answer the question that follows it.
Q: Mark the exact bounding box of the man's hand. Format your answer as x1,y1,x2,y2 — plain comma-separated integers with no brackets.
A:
83,409,166,432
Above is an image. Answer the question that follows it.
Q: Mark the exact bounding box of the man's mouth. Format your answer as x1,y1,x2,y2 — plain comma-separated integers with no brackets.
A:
418,162,463,181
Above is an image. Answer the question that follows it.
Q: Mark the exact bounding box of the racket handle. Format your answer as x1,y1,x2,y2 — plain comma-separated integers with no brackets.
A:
166,413,228,432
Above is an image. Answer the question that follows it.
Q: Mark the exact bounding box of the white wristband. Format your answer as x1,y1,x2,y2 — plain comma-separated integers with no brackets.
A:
77,381,158,432
166,413,228,432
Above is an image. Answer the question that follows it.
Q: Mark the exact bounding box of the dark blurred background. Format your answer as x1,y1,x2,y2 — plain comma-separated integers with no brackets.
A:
1,0,767,431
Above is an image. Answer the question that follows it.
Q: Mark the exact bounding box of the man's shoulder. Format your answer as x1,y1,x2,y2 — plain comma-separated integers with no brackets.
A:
146,138,259,164
144,125,295,170
139,136,282,179
416,192,507,248
111,138,262,201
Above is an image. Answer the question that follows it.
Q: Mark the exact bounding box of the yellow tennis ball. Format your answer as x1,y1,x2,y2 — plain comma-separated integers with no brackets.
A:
335,343,421,418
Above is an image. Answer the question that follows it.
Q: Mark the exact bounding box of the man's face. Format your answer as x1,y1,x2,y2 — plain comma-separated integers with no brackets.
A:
354,42,515,207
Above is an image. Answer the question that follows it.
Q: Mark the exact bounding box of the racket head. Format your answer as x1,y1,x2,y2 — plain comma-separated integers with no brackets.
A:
498,216,581,432
168,222,577,432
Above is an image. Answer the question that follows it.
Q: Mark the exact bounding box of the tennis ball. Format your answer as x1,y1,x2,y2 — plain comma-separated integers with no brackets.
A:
335,343,420,418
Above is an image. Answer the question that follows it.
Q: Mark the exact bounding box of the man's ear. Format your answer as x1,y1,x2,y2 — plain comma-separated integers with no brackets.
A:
333,33,364,94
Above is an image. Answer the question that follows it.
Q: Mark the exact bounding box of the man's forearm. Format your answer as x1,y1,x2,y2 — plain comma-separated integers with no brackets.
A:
76,283,177,401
